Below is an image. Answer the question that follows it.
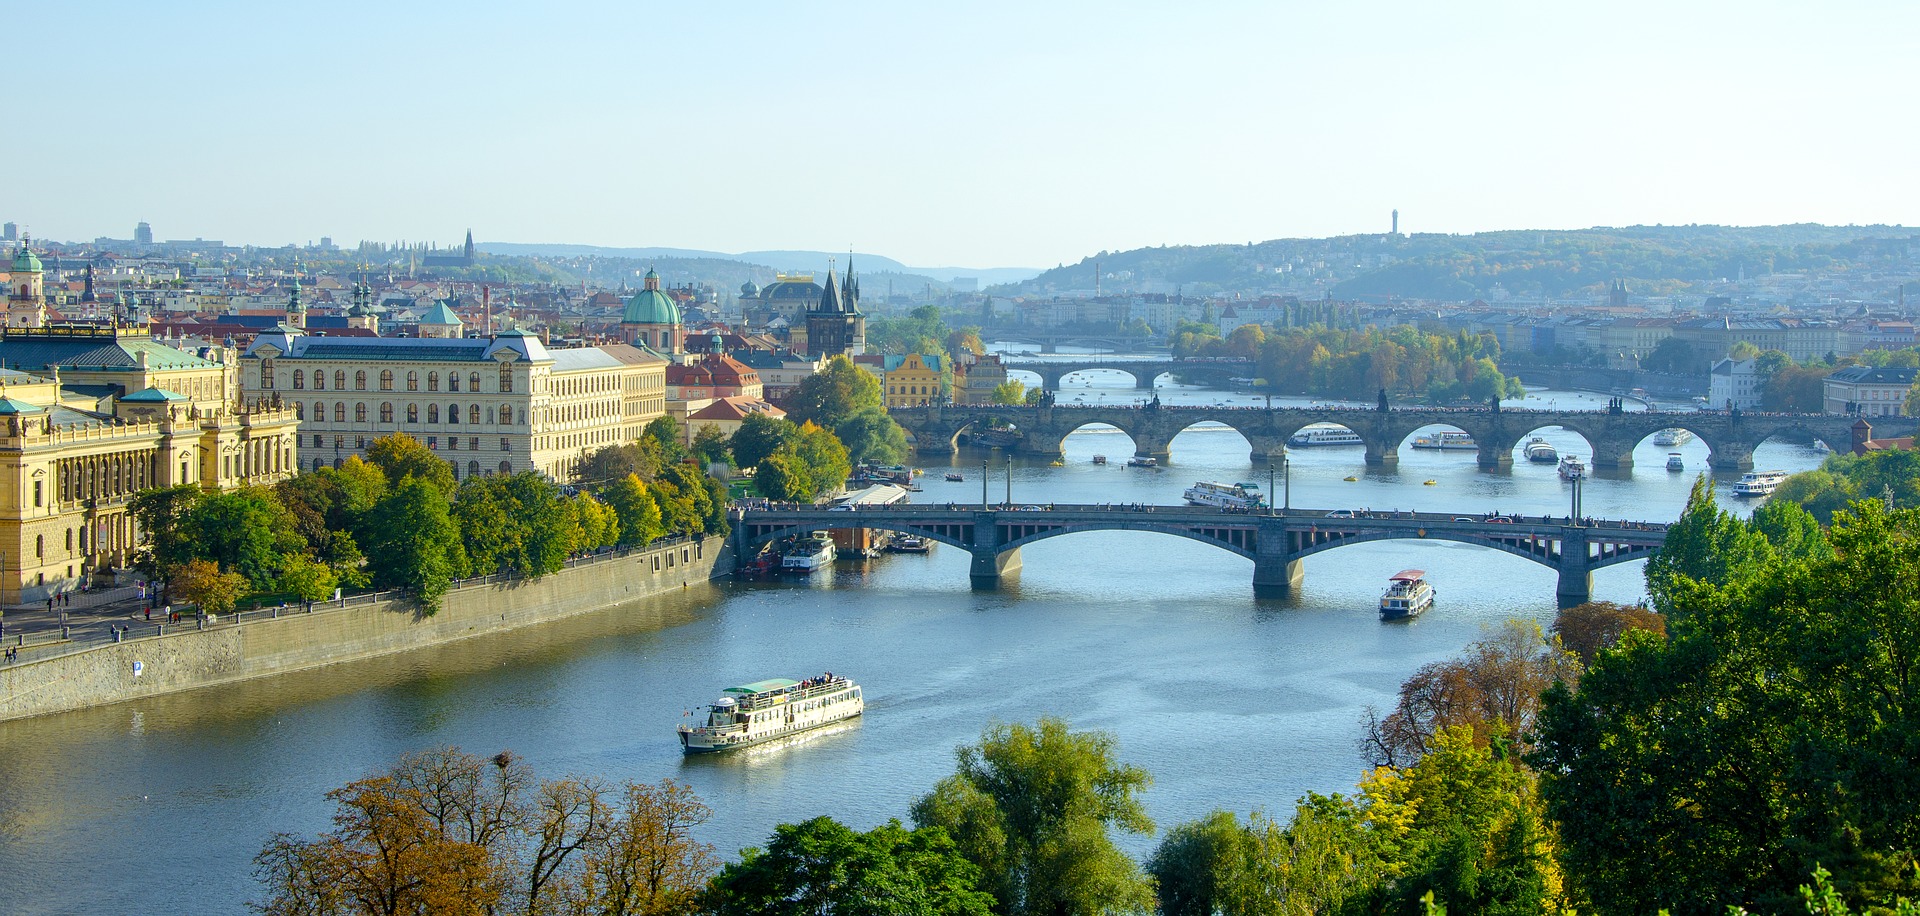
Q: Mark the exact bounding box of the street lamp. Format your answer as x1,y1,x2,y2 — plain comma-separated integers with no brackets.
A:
1283,453,1292,511
981,458,989,510
1569,474,1583,524
1005,455,1013,508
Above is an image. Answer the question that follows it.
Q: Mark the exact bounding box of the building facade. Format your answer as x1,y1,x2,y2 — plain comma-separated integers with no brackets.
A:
880,353,945,408
1823,365,1917,417
1708,358,1761,411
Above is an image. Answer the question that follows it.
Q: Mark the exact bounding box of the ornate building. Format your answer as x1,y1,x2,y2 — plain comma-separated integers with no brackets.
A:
621,269,682,356
803,260,865,359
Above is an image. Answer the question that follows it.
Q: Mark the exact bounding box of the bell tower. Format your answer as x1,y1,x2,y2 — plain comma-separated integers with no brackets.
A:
8,239,47,328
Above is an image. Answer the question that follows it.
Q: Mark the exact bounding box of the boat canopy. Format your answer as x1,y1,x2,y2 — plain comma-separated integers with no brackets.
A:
726,678,801,695
1389,569,1426,582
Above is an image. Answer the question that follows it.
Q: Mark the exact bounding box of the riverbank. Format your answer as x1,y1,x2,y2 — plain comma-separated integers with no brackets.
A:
0,535,732,723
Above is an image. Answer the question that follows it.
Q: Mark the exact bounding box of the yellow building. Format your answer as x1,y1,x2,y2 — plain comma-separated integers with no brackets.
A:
880,354,945,408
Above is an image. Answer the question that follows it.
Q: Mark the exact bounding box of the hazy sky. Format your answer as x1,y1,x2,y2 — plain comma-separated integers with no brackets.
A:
11,1,1915,267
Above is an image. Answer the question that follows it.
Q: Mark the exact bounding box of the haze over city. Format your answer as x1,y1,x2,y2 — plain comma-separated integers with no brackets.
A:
14,1,1917,267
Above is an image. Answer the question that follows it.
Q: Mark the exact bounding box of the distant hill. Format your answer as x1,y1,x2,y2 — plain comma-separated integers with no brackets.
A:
994,224,1918,301
476,243,1040,286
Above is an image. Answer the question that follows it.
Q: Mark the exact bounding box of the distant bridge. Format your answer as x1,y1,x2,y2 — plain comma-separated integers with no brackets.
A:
1000,358,1254,391
734,504,1669,605
980,330,1165,354
888,403,1891,471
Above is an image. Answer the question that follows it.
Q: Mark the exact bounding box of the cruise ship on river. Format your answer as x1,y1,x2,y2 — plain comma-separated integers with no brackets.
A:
1732,470,1789,498
1523,437,1558,463
781,532,835,573
1412,431,1476,450
678,674,864,754
1184,481,1266,510
1288,424,1364,447
1380,569,1435,620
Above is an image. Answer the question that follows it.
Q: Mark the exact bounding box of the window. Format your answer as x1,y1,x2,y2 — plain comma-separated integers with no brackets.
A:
469,460,480,478
294,402,304,420
428,404,439,423
356,436,365,449
313,371,325,390
501,406,514,425
449,373,460,392
408,404,419,423
334,436,343,449
293,370,304,389
314,434,324,448
380,369,393,391
470,372,480,392
36,535,43,558
469,437,479,450
65,529,71,551
334,370,346,390
428,372,439,392
501,438,511,452
33,480,41,507
407,371,419,391
333,403,345,423
355,370,367,390
354,403,367,422
500,366,513,393
469,404,480,425
380,402,393,423
500,460,512,474
448,403,460,425
449,437,459,450
427,436,438,449
312,401,323,421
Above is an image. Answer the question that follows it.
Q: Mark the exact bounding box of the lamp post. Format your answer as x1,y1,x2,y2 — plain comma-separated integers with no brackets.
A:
1570,474,1583,524
1005,455,1013,508
1283,453,1292,511
981,459,989,510
1268,461,1276,516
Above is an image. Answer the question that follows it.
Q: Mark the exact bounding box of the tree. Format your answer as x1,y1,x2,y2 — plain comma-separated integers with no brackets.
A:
691,424,732,469
700,817,993,916
730,413,798,472
603,474,665,547
575,442,663,488
910,718,1154,916
565,493,619,555
1644,476,1773,614
788,355,883,430
835,406,909,466
130,484,206,579
1641,337,1699,374
791,422,852,496
276,553,340,604
172,557,249,614
752,452,812,503
187,488,307,590
991,379,1028,407
362,477,468,612
1550,600,1665,664
366,432,457,497
1360,621,1578,767
453,473,573,579
574,779,719,916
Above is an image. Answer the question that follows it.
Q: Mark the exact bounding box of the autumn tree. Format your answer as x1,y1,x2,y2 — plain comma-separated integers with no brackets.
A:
1360,621,1579,767
1550,600,1665,664
365,432,457,497
172,557,249,614
990,379,1028,406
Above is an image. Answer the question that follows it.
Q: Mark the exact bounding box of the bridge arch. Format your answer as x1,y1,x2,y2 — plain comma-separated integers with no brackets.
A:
998,523,1257,560
738,519,976,556
1052,420,1140,460
1167,419,1256,464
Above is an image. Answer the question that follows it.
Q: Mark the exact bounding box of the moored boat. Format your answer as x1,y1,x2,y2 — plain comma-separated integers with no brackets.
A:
1523,437,1559,463
1184,481,1265,510
678,674,864,754
888,535,931,554
781,532,835,573
944,472,965,482
1380,569,1435,620
1731,470,1788,498
1558,455,1587,480
1412,431,1477,450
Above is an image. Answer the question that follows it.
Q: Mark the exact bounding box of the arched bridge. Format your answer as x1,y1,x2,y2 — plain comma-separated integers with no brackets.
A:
979,331,1163,354
734,504,1669,606
1000,358,1254,391
889,403,1893,471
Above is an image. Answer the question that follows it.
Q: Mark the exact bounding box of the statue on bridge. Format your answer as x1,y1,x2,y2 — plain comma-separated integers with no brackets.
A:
1378,388,1389,412
1490,394,1501,414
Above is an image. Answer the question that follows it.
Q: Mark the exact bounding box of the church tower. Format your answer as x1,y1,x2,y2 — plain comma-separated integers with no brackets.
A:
285,275,307,328
621,268,682,355
804,258,865,358
7,240,47,328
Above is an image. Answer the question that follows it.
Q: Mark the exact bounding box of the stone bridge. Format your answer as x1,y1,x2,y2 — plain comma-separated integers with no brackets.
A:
734,504,1669,606
1000,358,1254,391
889,403,1892,470
979,331,1163,354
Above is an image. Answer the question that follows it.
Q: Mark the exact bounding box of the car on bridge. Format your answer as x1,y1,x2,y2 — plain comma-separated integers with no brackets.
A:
1324,509,1356,519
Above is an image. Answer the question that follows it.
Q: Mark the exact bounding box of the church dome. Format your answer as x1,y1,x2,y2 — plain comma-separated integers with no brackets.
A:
741,279,760,297
624,288,679,325
11,245,42,274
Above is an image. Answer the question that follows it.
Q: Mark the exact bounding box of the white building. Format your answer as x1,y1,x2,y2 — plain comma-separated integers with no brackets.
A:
1823,365,1917,417
1708,358,1761,410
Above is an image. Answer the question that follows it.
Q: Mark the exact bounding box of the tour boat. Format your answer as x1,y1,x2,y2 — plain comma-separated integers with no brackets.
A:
1380,570,1436,620
781,532,835,573
1288,425,1364,447
1092,455,1108,465
1666,452,1685,472
944,472,965,482
1523,437,1559,463
1127,456,1159,468
1184,481,1266,510
1731,470,1789,498
888,535,931,554
1652,428,1693,447
1558,455,1587,480
678,674,864,754
1412,431,1477,450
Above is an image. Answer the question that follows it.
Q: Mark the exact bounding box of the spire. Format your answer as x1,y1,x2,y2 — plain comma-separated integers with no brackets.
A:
82,265,96,303
464,229,475,260
819,265,843,314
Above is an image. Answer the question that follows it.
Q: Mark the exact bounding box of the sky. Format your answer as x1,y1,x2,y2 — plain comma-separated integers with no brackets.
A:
11,1,1917,269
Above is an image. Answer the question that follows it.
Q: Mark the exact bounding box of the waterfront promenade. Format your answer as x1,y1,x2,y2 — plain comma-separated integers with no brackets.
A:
736,503,1667,605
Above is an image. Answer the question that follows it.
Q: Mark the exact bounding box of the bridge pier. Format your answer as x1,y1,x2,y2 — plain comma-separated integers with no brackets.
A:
1247,437,1288,464
1708,443,1755,471
1556,529,1593,607
970,546,1022,589
1364,444,1399,466
1589,441,1636,470
1132,432,1173,463
1253,524,1304,596
1476,442,1513,470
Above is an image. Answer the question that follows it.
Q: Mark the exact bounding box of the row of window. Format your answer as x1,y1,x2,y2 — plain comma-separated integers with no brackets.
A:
315,434,509,453
261,364,515,394
297,402,519,426
310,456,513,479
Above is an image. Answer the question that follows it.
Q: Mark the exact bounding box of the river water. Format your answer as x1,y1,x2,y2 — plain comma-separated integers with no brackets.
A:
0,370,1825,915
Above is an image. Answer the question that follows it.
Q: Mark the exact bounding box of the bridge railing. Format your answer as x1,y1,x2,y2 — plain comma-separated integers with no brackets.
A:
738,503,1669,533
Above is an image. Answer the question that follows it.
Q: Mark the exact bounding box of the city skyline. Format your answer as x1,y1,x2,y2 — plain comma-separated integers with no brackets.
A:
10,1,1917,268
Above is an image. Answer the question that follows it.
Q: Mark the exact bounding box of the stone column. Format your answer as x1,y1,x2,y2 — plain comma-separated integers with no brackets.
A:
1476,441,1514,470
1555,528,1592,607
1252,518,1305,596
1588,438,1637,470
1708,441,1755,471
1363,442,1399,465
968,512,1021,589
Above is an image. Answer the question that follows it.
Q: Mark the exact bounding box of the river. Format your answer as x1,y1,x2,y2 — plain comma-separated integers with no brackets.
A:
0,373,1824,915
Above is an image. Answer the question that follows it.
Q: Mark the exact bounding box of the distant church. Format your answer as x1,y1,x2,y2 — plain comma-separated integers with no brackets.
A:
423,230,477,268
796,259,865,359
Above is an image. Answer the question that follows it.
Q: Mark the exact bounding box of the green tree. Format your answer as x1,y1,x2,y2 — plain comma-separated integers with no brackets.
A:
187,488,306,590
788,355,884,429
991,379,1028,406
752,452,812,503
453,473,572,579
691,424,732,469
1644,476,1774,614
730,413,798,471
565,492,619,554
835,405,910,466
1641,337,1699,374
603,474,665,547
644,416,688,463
363,478,468,612
911,718,1154,916
365,432,457,497
700,816,994,916
275,553,340,604
574,442,663,487
791,422,852,496
129,483,206,579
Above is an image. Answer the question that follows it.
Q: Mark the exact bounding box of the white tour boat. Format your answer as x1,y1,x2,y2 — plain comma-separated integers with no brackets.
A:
1127,456,1159,468
1666,452,1685,472
1523,437,1559,463
781,532,835,573
1731,470,1789,498
678,674,864,754
1184,481,1266,510
1652,428,1694,447
1558,455,1587,480
1412,431,1477,450
1288,424,1364,447
1380,569,1436,620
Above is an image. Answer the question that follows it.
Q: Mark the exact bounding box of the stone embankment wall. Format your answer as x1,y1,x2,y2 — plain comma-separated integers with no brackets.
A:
0,537,731,722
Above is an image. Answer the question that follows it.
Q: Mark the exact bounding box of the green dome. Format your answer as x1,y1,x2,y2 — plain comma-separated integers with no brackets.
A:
623,288,679,325
11,246,42,274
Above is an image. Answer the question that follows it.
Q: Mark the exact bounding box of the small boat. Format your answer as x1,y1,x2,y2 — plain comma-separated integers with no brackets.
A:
1344,475,1359,482
781,532,835,573
1092,455,1108,465
1184,481,1265,510
1380,569,1435,620
1731,470,1788,498
1523,437,1558,463
1049,460,1064,467
1558,455,1587,480
1412,431,1477,450
1652,428,1693,447
1423,479,1437,486
1127,456,1159,468
678,674,864,754
1666,452,1685,472
944,473,965,482
1288,425,1364,447
888,535,931,554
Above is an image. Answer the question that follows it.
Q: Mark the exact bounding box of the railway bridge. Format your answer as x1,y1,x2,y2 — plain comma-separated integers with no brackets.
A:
888,403,1889,470
733,503,1669,606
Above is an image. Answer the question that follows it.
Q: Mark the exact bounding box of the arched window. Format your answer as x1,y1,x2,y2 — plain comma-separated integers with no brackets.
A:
428,404,439,423
312,401,323,421
500,406,514,425
469,404,481,425
355,370,367,390
407,404,419,423
407,371,419,391
469,460,480,478
470,372,481,392
292,369,304,389
354,402,367,423
313,458,325,473
380,402,393,423
380,369,394,391
448,373,460,392
334,370,346,390
500,460,513,474
447,403,460,425
428,372,439,392
36,535,43,558
313,371,325,390
334,403,346,423
500,366,513,393
294,402,304,420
